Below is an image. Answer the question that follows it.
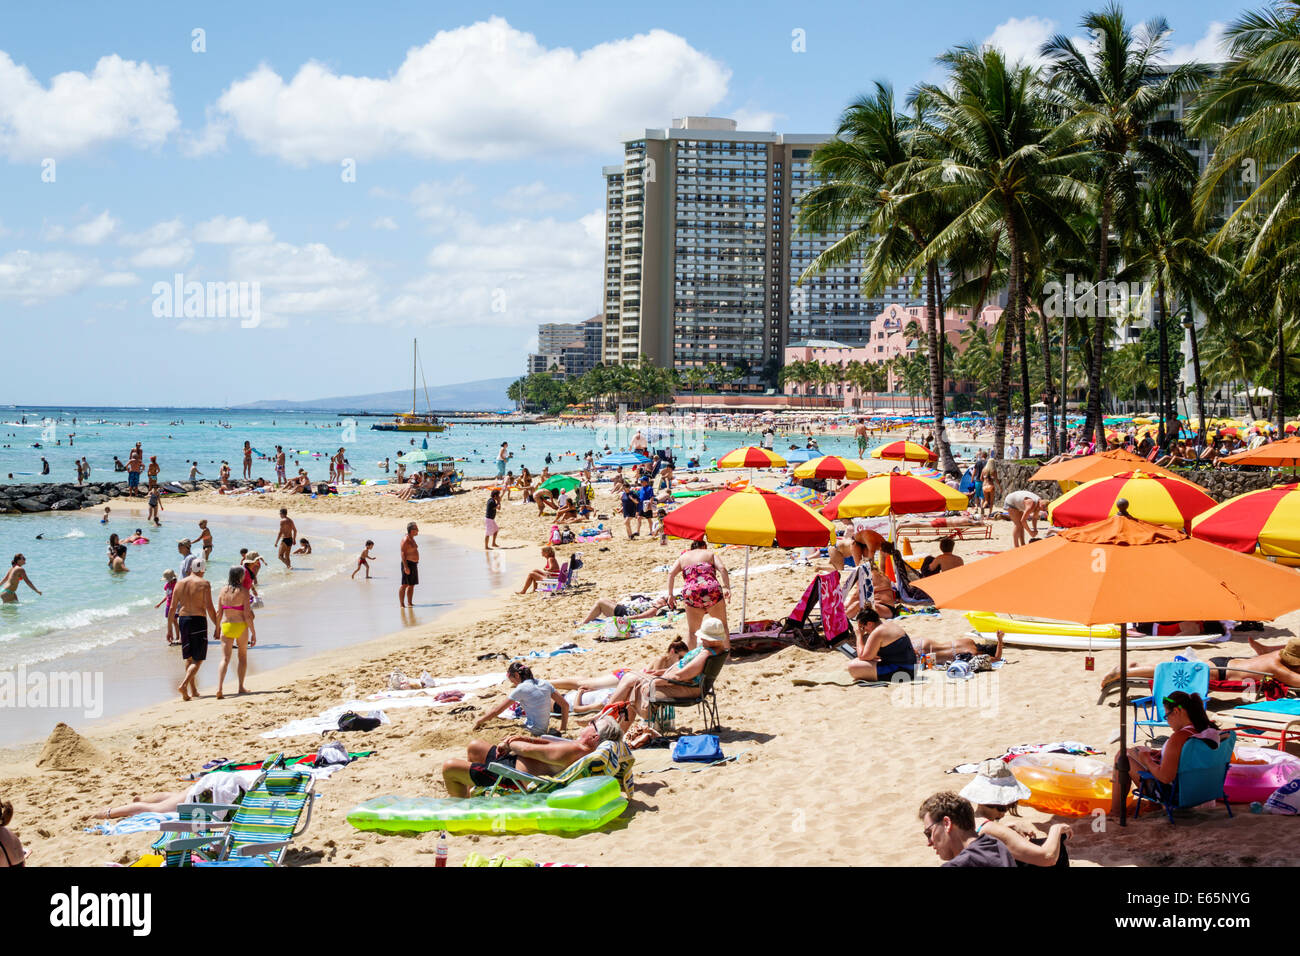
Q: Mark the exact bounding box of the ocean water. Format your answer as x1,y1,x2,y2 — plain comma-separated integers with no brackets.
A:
0,509,348,671
0,503,504,748
0,405,908,485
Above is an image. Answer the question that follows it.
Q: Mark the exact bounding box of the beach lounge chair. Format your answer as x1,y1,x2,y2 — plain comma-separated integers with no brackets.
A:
157,760,316,866
649,650,727,733
1220,698,1300,749
480,738,635,797
540,559,570,594
1132,661,1210,742
1133,730,1236,824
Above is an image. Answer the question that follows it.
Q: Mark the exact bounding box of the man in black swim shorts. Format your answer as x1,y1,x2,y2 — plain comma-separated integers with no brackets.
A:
399,522,419,608
169,557,215,700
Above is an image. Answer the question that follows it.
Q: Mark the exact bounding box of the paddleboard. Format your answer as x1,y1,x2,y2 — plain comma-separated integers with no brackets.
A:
970,629,1210,651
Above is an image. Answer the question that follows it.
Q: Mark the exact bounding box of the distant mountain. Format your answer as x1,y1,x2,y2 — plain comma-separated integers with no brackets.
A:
235,376,516,412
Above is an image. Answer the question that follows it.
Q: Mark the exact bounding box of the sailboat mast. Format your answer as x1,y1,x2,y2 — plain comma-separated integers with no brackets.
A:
411,339,417,415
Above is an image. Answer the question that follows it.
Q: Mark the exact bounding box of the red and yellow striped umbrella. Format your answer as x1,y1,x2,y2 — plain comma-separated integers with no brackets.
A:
1190,483,1300,562
792,455,869,481
662,486,834,547
1047,470,1216,530
716,446,788,469
869,440,937,463
821,473,968,519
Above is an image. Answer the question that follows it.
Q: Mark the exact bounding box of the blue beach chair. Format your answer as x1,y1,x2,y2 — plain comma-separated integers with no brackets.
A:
1132,660,1210,741
1134,730,1236,824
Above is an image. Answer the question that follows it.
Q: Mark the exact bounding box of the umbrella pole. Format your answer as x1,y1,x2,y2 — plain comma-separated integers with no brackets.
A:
741,546,750,631
1118,628,1129,826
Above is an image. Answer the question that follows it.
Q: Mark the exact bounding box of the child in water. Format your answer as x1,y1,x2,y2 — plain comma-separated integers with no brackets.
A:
156,570,177,644
352,540,376,579
100,507,110,524
294,538,312,555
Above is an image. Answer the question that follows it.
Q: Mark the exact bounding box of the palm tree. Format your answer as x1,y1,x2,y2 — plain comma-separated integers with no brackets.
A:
910,45,1093,460
1042,4,1209,448
1189,2,1300,433
796,82,960,473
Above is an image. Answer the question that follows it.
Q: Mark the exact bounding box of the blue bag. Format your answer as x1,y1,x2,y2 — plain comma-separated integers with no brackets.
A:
672,734,724,763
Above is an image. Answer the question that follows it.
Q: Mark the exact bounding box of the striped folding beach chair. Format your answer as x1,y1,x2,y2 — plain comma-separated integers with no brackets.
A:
479,738,635,797
158,758,316,867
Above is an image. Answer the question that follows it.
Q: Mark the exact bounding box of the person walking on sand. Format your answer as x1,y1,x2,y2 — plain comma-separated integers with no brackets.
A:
399,522,419,607
171,558,216,701
485,490,501,549
274,508,297,569
352,540,376,579
1,554,40,604
214,566,256,699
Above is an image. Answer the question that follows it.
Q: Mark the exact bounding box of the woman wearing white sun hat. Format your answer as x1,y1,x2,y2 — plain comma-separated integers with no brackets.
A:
602,617,729,719
960,759,1071,867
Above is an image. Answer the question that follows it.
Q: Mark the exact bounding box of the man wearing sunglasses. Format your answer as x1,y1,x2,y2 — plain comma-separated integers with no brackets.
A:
918,792,1015,867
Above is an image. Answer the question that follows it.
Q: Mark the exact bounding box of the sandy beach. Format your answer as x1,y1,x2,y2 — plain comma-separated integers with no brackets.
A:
1,456,1297,868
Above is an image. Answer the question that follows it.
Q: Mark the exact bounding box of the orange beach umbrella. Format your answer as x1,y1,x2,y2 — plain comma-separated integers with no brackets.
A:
920,512,1300,826
1031,448,1201,489
1219,436,1300,470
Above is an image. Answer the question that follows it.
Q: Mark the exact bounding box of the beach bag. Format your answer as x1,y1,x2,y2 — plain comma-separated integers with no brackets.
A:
549,525,562,545
1264,778,1300,815
335,711,382,733
672,734,724,763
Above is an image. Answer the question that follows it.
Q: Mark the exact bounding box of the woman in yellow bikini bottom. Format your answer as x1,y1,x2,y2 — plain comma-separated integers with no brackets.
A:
214,567,256,699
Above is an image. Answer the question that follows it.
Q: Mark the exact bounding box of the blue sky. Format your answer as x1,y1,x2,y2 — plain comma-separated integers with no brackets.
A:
0,0,1248,406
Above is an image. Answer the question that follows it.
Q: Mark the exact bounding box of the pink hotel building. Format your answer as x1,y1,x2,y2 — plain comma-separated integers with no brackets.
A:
783,302,1004,409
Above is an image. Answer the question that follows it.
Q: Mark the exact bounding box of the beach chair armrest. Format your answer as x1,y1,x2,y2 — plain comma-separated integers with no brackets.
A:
1132,695,1154,707
159,819,233,834
235,840,289,857
178,802,240,819
161,834,224,853
486,761,549,788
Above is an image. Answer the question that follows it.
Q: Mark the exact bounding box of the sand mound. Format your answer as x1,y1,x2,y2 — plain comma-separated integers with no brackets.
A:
36,723,107,771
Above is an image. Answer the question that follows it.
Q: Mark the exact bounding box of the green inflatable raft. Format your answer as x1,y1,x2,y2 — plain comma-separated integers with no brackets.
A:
346,775,627,834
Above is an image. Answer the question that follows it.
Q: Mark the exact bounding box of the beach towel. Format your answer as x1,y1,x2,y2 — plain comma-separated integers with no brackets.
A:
787,571,852,646
203,751,376,774
85,812,180,835
261,704,390,739
1236,698,1300,716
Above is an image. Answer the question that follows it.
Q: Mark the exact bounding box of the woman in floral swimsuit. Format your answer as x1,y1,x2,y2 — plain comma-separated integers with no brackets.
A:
666,539,732,648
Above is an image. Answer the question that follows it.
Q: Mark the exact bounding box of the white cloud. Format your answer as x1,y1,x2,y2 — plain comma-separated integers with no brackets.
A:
731,107,781,132
371,216,399,231
194,215,274,244
0,250,101,303
121,218,185,247
983,16,1060,66
43,210,118,245
1167,22,1230,64
409,177,477,230
227,240,380,327
96,271,139,287
387,209,603,330
493,181,575,212
200,18,734,163
129,240,193,269
0,52,178,160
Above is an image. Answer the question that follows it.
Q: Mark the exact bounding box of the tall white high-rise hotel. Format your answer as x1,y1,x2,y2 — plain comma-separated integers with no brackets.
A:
601,117,920,384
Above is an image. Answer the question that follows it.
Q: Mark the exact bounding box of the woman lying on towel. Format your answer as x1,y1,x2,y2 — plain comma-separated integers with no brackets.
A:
602,621,729,719
440,716,624,798
544,639,688,701
911,630,1004,665
579,593,671,624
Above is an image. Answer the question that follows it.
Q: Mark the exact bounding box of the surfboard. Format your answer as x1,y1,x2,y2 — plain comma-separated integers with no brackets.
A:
969,630,1218,651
